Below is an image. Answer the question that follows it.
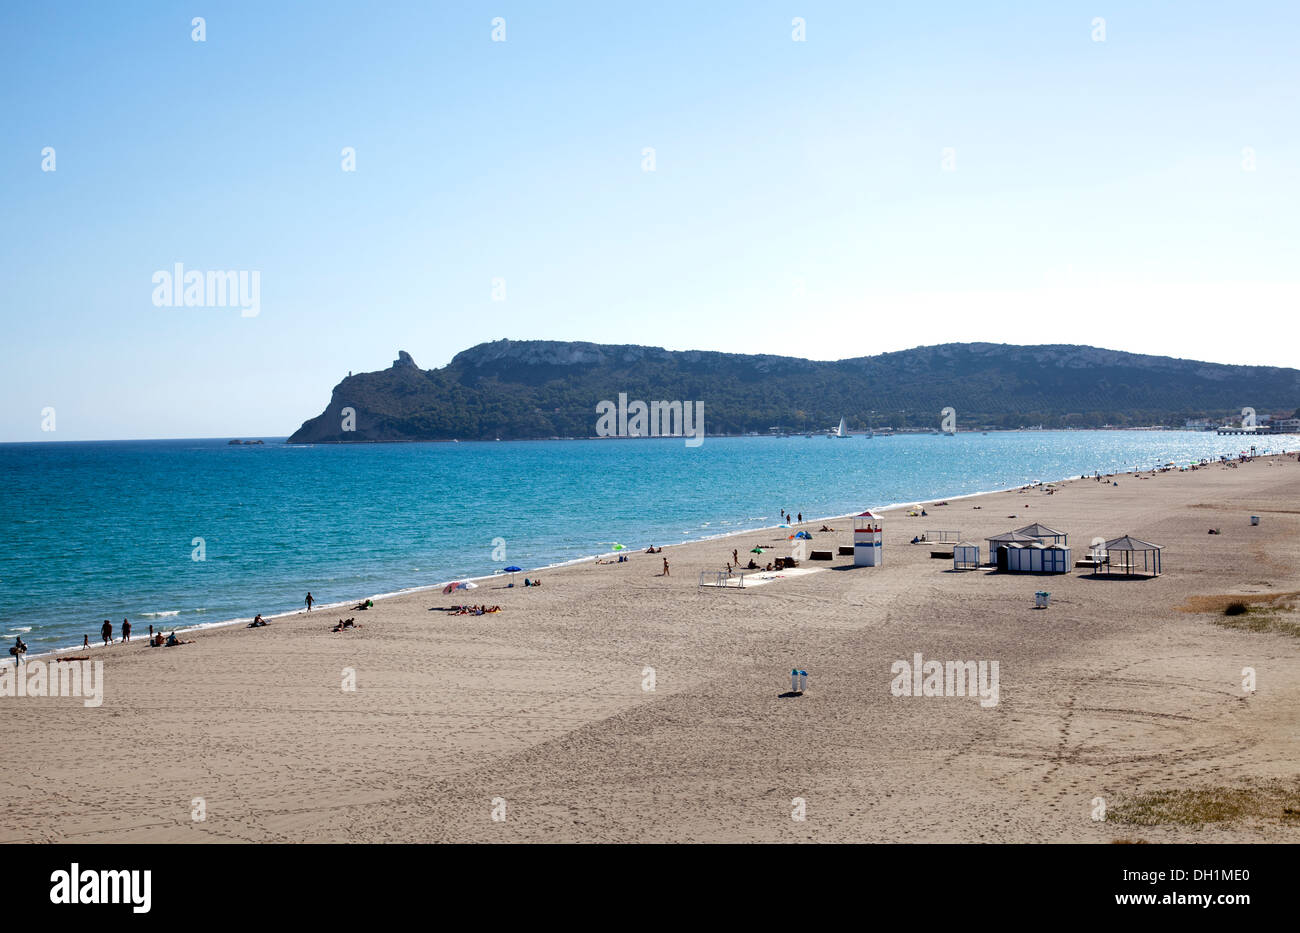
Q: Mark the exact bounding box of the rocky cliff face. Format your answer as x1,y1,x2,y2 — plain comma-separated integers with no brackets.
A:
285,340,1300,443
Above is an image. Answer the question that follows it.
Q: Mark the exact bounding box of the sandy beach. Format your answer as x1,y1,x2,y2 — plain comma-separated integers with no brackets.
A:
3,455,1300,844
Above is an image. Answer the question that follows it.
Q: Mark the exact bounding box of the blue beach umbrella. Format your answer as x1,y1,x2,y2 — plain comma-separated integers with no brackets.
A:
503,565,523,583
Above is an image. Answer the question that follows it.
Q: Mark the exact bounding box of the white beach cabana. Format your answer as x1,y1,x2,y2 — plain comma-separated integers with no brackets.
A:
952,542,981,571
986,531,1040,568
1096,535,1163,577
1005,542,1071,574
1013,522,1068,546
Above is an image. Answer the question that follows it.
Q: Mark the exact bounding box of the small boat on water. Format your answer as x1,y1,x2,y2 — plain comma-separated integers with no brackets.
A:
832,416,853,438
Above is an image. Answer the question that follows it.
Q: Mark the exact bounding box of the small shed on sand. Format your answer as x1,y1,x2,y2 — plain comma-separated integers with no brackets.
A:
1096,535,1163,577
953,542,981,571
1014,522,1068,546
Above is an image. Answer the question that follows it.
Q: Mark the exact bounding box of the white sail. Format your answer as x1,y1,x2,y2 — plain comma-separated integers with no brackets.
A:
836,417,847,438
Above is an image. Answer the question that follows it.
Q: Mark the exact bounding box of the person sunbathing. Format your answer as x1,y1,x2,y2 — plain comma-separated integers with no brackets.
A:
247,614,269,628
164,632,193,646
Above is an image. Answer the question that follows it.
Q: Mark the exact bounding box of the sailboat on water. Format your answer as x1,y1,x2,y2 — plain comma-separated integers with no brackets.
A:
832,416,853,438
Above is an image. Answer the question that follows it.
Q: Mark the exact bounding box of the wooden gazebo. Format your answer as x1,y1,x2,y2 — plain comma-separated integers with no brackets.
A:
1096,535,1163,577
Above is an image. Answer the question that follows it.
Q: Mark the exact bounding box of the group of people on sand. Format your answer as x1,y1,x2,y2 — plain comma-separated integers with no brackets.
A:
644,546,662,554
79,617,191,649
247,614,269,628
331,617,358,632
80,618,144,648
152,631,190,647
91,618,132,646
780,510,803,524
451,605,501,616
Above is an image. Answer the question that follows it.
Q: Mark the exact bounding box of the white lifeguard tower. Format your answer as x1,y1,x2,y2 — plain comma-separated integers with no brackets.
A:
854,510,883,567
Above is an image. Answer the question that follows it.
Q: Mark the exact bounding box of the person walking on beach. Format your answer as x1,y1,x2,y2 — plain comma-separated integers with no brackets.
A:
797,512,802,524
83,634,89,649
121,618,131,643
662,557,670,577
11,636,26,666
732,548,739,566
305,592,314,612
101,619,112,646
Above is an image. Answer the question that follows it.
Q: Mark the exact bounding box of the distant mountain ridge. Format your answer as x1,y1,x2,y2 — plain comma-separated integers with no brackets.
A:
286,340,1300,443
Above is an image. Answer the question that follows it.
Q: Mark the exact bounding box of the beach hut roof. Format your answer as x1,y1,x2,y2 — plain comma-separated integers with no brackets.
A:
1014,522,1066,537
954,541,980,549
857,510,883,518
1103,534,1164,551
987,531,1039,544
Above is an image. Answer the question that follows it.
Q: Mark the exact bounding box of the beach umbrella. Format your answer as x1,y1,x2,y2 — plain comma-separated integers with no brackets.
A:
442,582,460,594
750,547,765,554
455,581,478,591
503,565,522,583
611,543,625,551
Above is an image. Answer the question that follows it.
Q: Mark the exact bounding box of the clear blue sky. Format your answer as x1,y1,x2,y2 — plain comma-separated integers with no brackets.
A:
2,1,1297,440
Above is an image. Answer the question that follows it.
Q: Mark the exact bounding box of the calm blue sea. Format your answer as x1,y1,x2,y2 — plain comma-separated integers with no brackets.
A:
0,431,1287,655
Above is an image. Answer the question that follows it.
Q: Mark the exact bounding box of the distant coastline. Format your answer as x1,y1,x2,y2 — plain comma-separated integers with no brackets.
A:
285,340,1300,444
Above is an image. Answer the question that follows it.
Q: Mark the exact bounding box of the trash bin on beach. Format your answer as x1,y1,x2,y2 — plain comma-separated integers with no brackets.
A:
1034,591,1051,609
1250,515,1260,526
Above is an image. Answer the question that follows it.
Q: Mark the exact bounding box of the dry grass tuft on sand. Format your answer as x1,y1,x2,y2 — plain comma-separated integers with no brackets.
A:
1107,779,1300,827
1178,591,1300,637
